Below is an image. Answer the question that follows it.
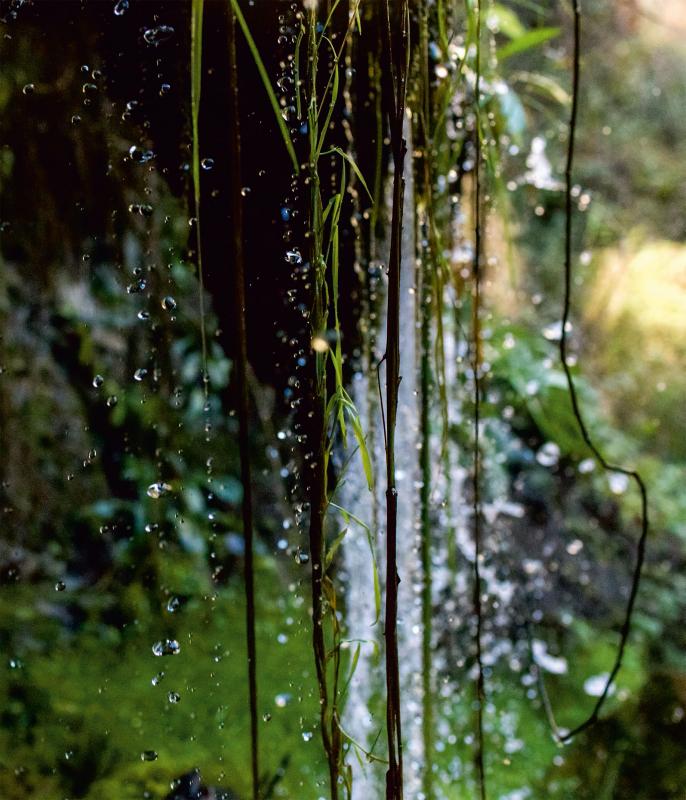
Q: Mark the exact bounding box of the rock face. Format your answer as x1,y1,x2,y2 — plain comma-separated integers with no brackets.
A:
165,769,238,800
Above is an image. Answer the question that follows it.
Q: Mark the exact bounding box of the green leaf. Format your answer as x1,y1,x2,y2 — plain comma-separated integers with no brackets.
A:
489,4,526,39
498,27,560,61
229,0,299,173
511,70,570,105
322,146,374,202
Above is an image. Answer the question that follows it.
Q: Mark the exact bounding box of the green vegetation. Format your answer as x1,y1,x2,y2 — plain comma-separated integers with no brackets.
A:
0,1,685,799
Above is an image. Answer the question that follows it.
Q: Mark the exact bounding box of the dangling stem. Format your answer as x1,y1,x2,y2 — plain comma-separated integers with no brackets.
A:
381,1,409,798
305,8,340,797
190,0,209,401
534,0,650,744
416,4,434,797
227,6,259,797
471,2,487,798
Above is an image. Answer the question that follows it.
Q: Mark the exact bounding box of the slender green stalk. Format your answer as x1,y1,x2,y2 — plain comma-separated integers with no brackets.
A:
229,0,299,174
191,0,209,400
227,6,259,798
415,5,434,797
305,10,340,798
471,2,487,798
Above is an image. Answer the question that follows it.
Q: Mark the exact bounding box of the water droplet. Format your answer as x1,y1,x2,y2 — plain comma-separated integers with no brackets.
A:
113,0,128,15
140,750,158,762
536,442,560,468
137,310,151,321
143,25,175,46
128,203,153,217
55,581,66,592
583,673,613,698
167,691,181,704
240,186,251,197
134,368,148,382
128,145,155,164
22,83,34,96
262,712,272,722
302,731,313,742
274,693,291,708
106,395,118,408
161,296,176,312
566,539,583,556
127,279,147,294
608,472,629,495
166,596,180,613
92,374,104,388
201,157,214,171
151,671,165,685
542,320,572,342
147,482,172,499
152,639,180,657
71,114,82,126
284,249,302,265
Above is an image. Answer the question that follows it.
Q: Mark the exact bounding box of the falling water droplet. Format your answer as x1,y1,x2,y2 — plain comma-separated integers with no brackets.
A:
143,25,175,46
201,158,214,171
134,368,148,382
147,482,172,499
152,639,180,657
608,472,629,495
106,395,118,408
284,249,302,265
55,581,66,592
128,203,154,217
166,596,180,613
128,145,155,164
113,0,128,15
127,279,147,294
92,374,104,388
161,296,176,312
22,83,35,96
536,442,560,468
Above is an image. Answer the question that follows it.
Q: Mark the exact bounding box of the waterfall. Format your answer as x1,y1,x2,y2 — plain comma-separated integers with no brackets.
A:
342,125,423,797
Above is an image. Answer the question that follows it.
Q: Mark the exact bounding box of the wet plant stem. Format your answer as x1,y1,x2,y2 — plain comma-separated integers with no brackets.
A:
535,0,650,744
190,0,209,402
472,2,487,798
227,7,259,798
416,4,434,797
381,1,409,798
305,9,341,798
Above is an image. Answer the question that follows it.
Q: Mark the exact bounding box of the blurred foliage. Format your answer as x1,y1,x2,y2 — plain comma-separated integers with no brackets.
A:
0,0,684,798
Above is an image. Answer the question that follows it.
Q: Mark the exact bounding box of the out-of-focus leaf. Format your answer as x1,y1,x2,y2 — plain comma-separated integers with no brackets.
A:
489,4,525,39
498,27,560,61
